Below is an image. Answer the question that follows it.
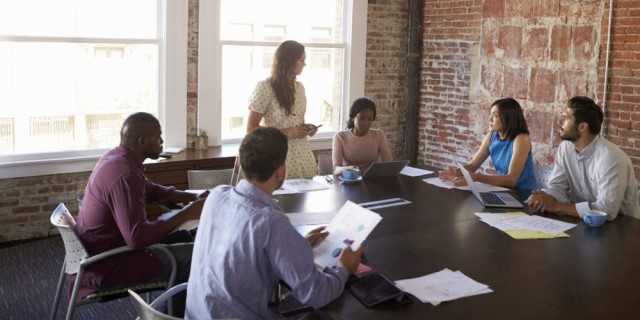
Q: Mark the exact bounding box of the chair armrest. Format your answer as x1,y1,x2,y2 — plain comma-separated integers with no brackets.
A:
150,282,188,309
80,243,172,267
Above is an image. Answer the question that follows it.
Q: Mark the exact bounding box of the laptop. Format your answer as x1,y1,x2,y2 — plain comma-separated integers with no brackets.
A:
363,160,409,179
457,164,524,208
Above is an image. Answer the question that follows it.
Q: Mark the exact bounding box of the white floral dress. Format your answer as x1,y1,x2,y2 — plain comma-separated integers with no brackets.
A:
248,79,317,178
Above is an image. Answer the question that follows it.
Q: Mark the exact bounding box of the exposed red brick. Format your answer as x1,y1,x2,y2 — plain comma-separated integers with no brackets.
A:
0,199,19,208
481,25,496,56
481,63,504,97
523,28,548,60
12,206,41,214
498,26,522,59
559,70,589,100
551,25,571,62
573,26,594,61
482,0,504,18
529,68,557,103
503,66,529,99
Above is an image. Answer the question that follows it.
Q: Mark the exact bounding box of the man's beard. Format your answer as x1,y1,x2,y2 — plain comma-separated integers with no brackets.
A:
560,125,579,142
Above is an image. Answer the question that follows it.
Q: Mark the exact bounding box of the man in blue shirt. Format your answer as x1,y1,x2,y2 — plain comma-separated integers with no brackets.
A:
186,127,363,319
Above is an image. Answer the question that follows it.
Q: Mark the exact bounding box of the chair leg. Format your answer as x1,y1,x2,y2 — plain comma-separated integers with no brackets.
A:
65,270,83,320
49,262,66,320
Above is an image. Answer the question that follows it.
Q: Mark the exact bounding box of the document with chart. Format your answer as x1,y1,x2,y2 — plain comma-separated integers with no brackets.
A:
313,201,382,268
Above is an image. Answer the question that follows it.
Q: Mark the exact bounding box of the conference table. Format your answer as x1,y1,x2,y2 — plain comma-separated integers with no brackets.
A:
276,172,640,319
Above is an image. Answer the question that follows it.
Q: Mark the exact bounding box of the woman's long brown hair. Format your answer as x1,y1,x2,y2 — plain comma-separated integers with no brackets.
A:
270,40,305,115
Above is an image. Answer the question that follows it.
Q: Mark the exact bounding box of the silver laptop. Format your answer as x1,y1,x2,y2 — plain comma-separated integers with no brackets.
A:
458,164,524,208
363,160,409,179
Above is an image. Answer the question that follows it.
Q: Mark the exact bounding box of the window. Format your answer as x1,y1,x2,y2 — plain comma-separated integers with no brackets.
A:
198,0,367,144
0,0,187,178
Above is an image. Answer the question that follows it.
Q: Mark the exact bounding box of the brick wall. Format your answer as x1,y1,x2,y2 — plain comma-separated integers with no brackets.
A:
365,0,409,158
599,0,640,177
0,0,410,243
0,172,88,242
418,0,639,177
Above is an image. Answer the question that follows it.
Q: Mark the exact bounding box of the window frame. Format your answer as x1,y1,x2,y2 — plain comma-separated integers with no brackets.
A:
197,0,367,148
0,0,188,179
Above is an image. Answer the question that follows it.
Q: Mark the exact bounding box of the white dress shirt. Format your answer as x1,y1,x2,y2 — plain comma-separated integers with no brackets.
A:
542,136,640,220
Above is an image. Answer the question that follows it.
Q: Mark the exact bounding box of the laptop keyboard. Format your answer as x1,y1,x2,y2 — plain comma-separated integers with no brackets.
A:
480,192,506,205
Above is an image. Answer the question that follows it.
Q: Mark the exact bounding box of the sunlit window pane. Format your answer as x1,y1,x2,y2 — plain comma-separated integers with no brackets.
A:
220,0,343,43
0,42,158,155
0,0,158,39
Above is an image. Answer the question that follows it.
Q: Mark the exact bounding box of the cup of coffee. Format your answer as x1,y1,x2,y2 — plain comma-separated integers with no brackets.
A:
582,210,608,227
341,168,361,180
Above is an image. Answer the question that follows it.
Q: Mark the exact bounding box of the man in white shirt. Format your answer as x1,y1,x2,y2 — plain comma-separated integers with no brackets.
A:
527,96,640,221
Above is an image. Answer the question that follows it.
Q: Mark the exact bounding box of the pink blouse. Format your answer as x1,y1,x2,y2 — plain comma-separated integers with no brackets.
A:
332,129,392,171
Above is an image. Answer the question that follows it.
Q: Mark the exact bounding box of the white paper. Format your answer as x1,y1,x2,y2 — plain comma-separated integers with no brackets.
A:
163,146,184,154
499,215,576,233
474,212,525,231
273,179,330,195
423,177,457,189
185,189,208,195
285,211,337,226
400,166,434,177
159,208,199,233
475,212,576,233
395,268,493,306
312,201,382,267
422,177,509,192
175,219,199,232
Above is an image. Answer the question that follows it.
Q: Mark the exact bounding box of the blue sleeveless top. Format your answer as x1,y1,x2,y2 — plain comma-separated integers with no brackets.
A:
489,131,537,198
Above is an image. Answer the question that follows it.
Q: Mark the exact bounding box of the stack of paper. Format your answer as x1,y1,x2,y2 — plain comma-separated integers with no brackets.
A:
423,177,509,192
400,166,434,177
475,212,576,239
273,179,330,195
395,268,493,306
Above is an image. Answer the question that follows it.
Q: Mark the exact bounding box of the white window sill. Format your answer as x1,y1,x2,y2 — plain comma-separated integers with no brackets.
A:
0,137,333,179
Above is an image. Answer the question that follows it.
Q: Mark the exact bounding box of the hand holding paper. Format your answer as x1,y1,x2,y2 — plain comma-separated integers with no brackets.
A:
312,201,382,268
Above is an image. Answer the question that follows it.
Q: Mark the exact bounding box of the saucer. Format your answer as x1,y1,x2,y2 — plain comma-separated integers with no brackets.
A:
338,175,363,183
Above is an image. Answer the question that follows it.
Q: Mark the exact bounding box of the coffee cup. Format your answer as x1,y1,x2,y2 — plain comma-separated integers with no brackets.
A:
582,210,608,227
341,168,361,180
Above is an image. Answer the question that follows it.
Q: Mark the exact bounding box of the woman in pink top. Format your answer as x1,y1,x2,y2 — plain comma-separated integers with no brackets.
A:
332,97,392,175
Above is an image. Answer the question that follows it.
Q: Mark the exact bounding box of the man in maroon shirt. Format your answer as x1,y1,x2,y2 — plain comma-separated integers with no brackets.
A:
74,112,206,300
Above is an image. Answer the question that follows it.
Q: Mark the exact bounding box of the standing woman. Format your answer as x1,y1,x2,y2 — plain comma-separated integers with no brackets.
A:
440,98,537,198
332,97,392,175
246,40,320,178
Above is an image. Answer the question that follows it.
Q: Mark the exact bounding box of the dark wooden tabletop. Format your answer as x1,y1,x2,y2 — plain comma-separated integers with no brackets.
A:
277,174,640,320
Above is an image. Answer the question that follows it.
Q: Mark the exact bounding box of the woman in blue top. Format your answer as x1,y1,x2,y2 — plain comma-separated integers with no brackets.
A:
440,98,537,198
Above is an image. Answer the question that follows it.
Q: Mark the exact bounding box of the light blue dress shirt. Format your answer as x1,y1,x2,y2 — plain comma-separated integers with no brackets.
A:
186,180,349,320
542,136,640,220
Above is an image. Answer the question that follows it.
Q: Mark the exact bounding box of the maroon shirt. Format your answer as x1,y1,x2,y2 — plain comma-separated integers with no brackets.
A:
73,146,178,298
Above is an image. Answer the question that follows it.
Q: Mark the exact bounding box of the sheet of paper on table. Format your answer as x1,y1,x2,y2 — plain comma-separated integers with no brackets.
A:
395,268,493,306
